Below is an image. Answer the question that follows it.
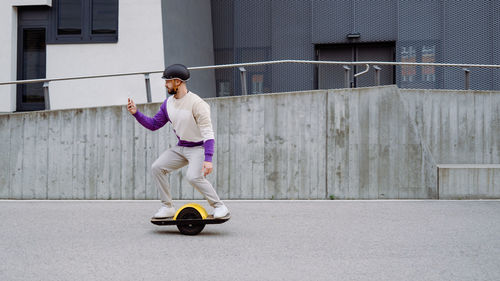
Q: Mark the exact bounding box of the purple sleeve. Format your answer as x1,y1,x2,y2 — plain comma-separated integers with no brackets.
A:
132,100,169,131
203,139,215,162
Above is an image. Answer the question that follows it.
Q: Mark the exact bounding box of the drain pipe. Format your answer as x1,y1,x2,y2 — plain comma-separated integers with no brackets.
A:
354,64,370,78
352,64,370,88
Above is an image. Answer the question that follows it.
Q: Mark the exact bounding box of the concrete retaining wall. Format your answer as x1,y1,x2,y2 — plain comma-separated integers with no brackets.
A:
1,85,499,199
438,164,500,199
327,86,436,199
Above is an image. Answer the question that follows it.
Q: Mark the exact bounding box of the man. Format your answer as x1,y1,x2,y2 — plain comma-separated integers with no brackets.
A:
127,64,229,219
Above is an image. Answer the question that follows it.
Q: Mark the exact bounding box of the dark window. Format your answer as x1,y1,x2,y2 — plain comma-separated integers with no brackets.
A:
17,6,49,111
49,0,118,43
17,28,47,111
58,0,82,35
92,0,118,34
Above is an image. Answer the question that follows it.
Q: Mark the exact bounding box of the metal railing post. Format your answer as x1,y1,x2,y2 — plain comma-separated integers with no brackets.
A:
343,66,351,88
144,73,152,103
463,68,470,90
373,65,381,86
239,67,248,96
43,82,50,110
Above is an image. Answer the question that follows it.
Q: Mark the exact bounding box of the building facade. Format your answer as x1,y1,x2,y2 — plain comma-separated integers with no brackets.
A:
1,0,499,112
207,0,500,96
1,0,167,112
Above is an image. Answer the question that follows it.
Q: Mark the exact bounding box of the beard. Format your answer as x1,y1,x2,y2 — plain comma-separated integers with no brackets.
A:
167,87,177,95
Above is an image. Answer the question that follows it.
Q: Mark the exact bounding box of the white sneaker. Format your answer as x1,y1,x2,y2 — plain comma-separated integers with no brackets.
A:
213,204,229,219
153,206,176,218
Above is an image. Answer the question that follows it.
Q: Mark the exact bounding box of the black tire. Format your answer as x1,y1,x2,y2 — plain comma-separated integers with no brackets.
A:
176,207,206,235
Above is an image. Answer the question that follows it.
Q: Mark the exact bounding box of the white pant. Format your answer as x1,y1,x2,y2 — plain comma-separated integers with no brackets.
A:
151,145,222,208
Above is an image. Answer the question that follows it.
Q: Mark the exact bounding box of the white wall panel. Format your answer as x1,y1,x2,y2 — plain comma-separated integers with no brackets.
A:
46,0,165,110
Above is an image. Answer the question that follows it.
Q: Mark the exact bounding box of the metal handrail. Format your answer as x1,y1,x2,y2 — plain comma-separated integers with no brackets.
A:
0,70,163,85
189,60,500,70
2,59,500,110
2,59,500,86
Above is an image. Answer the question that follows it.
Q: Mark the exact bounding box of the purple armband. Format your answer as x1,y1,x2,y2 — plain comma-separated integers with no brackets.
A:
203,139,215,162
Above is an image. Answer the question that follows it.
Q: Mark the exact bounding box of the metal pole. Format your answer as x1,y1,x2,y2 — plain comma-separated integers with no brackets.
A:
43,82,50,110
343,66,351,88
373,65,381,86
463,68,470,90
239,67,248,96
144,73,152,103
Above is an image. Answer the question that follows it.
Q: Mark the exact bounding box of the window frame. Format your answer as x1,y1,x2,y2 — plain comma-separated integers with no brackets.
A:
47,0,119,44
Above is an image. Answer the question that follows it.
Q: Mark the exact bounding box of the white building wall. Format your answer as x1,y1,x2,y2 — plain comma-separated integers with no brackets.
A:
47,0,165,110
11,0,51,5
0,4,17,112
0,0,165,112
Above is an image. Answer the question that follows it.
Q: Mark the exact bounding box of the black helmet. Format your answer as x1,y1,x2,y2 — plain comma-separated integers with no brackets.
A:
162,64,190,81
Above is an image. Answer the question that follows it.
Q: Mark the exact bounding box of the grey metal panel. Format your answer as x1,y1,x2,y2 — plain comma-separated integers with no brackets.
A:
270,0,315,92
234,22,272,97
211,0,234,50
234,0,271,49
353,0,397,42
211,0,235,96
208,0,500,92
162,0,216,98
396,0,500,91
493,1,500,91
312,0,353,44
396,0,443,90
312,0,396,44
442,1,492,90
442,1,491,65
397,0,442,42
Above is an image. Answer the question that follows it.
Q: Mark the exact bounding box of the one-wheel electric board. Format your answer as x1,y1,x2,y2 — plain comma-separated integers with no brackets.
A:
150,203,230,235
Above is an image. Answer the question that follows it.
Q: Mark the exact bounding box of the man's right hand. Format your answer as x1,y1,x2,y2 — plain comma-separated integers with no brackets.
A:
127,98,137,114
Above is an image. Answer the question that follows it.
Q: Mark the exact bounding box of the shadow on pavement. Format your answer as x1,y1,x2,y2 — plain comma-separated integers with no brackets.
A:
150,228,232,237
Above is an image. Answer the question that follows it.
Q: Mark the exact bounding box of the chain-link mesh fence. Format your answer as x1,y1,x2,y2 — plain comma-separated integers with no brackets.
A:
210,0,500,96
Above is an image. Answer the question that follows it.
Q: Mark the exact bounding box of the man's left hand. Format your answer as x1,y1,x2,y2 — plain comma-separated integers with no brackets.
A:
202,161,213,177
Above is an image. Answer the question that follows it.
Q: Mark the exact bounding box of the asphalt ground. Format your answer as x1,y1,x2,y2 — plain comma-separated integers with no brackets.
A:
1,200,499,281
